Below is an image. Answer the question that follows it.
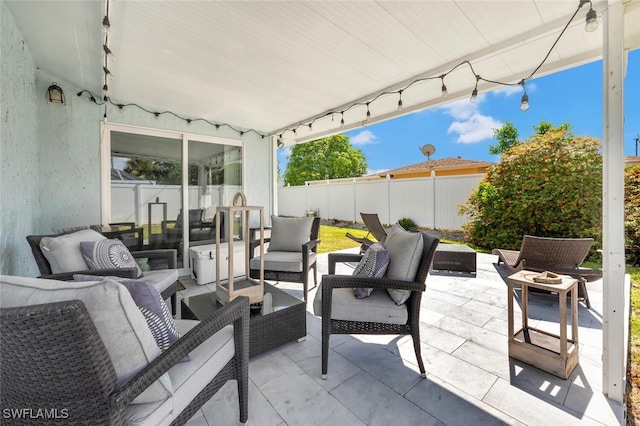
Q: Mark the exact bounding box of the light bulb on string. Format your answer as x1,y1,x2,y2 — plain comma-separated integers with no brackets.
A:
397,90,403,111
365,103,371,123
585,7,598,32
520,93,529,111
340,112,345,129
440,75,448,97
470,88,478,104
102,15,110,34
103,66,114,80
103,45,115,60
519,80,529,111
470,75,480,104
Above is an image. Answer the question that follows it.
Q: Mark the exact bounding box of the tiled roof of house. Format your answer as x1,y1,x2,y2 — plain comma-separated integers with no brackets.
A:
372,157,493,176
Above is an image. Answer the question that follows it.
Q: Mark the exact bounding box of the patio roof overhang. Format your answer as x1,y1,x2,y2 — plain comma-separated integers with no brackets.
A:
5,0,639,145
4,0,639,406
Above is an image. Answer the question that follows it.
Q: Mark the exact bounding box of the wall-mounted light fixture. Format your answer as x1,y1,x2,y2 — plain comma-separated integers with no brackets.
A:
47,83,65,104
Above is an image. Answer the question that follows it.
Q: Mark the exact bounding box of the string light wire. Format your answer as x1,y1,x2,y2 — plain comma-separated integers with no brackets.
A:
79,0,597,141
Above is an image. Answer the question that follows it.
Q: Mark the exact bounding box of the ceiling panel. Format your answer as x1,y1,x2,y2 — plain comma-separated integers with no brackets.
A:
4,0,637,144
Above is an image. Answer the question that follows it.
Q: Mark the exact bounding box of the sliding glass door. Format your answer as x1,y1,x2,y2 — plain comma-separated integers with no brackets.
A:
103,123,243,272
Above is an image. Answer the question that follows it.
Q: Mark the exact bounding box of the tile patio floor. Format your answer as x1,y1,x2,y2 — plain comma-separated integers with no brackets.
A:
181,248,625,426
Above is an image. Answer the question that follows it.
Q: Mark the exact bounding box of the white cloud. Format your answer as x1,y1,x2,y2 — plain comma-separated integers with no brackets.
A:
447,114,503,144
350,130,378,145
492,82,537,97
438,95,484,120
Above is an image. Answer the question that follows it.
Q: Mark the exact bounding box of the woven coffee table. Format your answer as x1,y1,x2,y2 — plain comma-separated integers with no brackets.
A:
181,282,306,358
433,243,477,273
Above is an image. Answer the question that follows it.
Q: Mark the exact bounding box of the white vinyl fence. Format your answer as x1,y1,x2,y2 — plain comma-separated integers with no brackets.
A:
278,174,484,231
111,183,242,225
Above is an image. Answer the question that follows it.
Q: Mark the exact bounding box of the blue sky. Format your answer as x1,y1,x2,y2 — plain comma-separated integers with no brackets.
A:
279,49,639,176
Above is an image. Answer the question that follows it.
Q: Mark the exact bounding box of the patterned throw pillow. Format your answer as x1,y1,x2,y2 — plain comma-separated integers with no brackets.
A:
353,242,390,299
80,239,143,278
73,275,186,359
118,280,182,352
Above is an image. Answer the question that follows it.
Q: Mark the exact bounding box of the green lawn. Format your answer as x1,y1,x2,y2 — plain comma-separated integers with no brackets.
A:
317,225,371,254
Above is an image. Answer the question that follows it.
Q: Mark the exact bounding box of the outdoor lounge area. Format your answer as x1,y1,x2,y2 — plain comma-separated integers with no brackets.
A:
1,1,637,423
179,248,622,426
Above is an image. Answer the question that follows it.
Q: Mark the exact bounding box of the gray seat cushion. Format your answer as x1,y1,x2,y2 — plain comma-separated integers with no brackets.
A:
250,251,316,273
140,269,179,294
123,320,235,426
313,283,408,325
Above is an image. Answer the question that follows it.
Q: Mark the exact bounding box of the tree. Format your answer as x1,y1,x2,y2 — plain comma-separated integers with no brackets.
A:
459,121,602,257
489,120,519,155
282,134,367,186
625,165,640,265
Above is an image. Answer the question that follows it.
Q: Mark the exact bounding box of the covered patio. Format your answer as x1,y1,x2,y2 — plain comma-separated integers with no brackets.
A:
1,0,638,421
180,247,621,425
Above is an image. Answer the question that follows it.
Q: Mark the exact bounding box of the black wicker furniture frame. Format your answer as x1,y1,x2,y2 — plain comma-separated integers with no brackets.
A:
26,232,179,312
249,217,321,304
182,282,306,358
0,296,249,425
320,232,439,379
493,235,601,308
433,243,477,273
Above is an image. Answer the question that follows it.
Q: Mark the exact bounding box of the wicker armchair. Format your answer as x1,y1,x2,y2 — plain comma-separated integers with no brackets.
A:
493,235,601,308
0,296,249,425
26,232,179,313
318,232,439,379
249,216,321,303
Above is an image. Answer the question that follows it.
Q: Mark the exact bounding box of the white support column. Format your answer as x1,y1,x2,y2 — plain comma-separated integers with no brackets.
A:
602,0,626,403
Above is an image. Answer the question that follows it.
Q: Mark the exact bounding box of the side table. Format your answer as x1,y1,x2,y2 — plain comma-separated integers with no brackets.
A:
507,270,579,379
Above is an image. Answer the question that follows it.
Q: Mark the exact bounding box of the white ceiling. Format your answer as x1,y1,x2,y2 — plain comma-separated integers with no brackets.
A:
5,0,640,144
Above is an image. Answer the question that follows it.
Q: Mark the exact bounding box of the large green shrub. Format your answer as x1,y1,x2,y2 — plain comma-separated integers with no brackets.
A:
626,165,640,265
459,125,602,257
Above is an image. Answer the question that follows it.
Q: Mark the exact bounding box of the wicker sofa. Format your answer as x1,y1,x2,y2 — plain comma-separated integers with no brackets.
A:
0,274,249,425
26,229,179,313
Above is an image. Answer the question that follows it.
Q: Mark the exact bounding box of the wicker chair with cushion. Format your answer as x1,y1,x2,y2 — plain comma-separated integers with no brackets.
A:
26,229,179,313
249,216,321,303
314,225,439,379
492,235,601,308
0,274,249,425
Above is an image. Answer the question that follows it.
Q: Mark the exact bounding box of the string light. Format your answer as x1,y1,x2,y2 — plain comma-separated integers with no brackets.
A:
519,80,529,111
585,7,598,32
103,44,115,60
440,75,448,97
78,0,596,141
470,75,479,104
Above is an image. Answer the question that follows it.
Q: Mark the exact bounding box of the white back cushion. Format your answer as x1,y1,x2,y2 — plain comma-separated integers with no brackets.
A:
39,229,105,274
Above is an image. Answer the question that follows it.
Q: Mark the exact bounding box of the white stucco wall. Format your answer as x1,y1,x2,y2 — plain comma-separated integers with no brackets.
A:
1,2,40,276
36,70,104,234
1,3,274,277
